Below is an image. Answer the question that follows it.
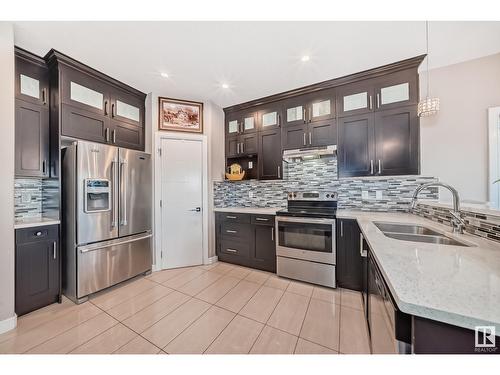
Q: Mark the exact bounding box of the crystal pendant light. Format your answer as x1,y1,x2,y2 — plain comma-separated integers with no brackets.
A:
418,21,440,117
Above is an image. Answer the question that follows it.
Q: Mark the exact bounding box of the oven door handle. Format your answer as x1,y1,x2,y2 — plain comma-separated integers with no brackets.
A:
276,216,336,225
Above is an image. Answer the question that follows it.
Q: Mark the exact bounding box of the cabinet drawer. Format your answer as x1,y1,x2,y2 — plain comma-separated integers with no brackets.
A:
16,225,59,244
219,212,251,224
251,214,275,226
221,222,252,241
220,239,250,258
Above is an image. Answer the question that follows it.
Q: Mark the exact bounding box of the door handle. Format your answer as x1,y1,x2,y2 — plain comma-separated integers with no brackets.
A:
104,101,108,115
303,133,306,146
277,114,281,128
112,130,116,144
226,230,237,234
370,160,374,175
255,217,269,221
241,142,244,153
237,143,240,154
105,128,110,142
360,233,367,257
309,132,312,145
42,160,46,175
42,88,47,105
120,159,128,226
377,93,380,108
226,215,237,219
189,207,201,212
271,227,274,241
369,95,373,110
53,241,57,260
308,108,312,123
378,160,382,174
111,103,115,117
303,108,307,124
277,165,281,179
340,221,343,237
225,248,238,253
111,160,118,228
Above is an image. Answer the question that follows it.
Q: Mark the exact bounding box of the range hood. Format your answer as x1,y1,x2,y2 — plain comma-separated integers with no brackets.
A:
282,145,336,161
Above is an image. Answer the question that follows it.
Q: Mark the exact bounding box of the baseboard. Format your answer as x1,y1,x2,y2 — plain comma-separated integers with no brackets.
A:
205,255,218,265
151,263,161,272
0,314,17,335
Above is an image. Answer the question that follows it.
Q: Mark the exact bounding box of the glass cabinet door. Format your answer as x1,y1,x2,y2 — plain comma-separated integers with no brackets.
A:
374,70,418,110
227,119,239,135
70,81,104,110
242,115,256,132
261,110,280,129
115,100,140,122
337,81,375,117
343,92,369,112
20,74,40,100
310,99,332,121
285,104,305,126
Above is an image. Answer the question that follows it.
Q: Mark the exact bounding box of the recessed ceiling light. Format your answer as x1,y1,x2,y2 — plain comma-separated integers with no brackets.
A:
221,83,229,89
160,72,169,78
301,55,310,62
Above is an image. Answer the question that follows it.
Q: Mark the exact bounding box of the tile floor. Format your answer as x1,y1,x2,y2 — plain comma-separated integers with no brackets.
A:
0,261,370,354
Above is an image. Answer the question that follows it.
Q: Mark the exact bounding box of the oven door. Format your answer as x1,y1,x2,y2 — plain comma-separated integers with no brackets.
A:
276,216,335,264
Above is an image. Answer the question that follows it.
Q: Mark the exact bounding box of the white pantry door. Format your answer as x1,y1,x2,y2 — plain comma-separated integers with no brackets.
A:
160,138,203,268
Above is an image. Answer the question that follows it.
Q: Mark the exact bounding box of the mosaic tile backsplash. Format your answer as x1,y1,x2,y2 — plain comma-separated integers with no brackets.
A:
412,203,500,244
214,156,439,211
14,178,59,220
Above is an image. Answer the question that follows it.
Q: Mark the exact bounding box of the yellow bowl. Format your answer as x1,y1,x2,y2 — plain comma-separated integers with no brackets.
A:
225,171,245,181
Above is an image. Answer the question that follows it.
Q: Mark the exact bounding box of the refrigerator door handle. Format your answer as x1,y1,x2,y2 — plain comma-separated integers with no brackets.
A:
111,159,119,227
120,159,128,226
78,232,152,253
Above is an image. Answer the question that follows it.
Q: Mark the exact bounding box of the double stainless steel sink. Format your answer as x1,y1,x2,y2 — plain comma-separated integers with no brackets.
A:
373,222,473,247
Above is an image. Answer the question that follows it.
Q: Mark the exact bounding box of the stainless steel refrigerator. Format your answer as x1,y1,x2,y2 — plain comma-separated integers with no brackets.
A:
62,140,152,303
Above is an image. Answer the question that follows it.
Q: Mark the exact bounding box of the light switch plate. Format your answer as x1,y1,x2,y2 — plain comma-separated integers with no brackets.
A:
248,161,253,169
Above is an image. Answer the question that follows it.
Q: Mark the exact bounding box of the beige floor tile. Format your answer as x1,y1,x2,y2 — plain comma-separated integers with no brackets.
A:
195,275,241,304
226,266,252,279
239,286,284,323
250,326,298,354
90,278,156,311
0,302,101,354
176,271,223,296
147,267,188,284
205,315,263,354
244,270,271,285
312,286,341,305
264,275,290,291
27,313,118,354
198,263,219,271
215,280,260,313
0,297,77,344
300,298,340,350
210,262,235,274
339,306,370,354
294,338,338,354
141,298,211,348
286,281,314,297
71,324,137,354
341,288,363,311
107,284,173,321
162,268,207,289
267,292,309,336
114,335,161,354
164,306,235,354
122,291,190,333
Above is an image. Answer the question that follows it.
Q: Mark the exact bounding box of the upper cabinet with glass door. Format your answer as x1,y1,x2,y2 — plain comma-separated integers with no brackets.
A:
258,105,282,131
225,110,258,137
110,87,144,128
337,79,376,117
374,69,418,111
15,49,49,108
283,90,335,127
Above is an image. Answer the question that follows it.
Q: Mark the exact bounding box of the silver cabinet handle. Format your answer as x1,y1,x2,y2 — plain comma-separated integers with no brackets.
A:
237,143,240,154
277,165,281,179
370,160,374,175
120,159,128,226
42,88,47,105
303,133,306,146
369,95,373,110
111,103,115,118
36,231,42,236
340,221,343,237
226,248,237,253
104,101,108,115
378,160,382,174
309,132,312,145
111,160,118,227
303,108,307,124
226,215,237,219
53,241,57,259
255,217,269,221
105,128,110,142
271,227,274,241
241,142,244,153
226,230,237,234
277,113,281,127
309,108,312,123
377,93,380,108
112,129,116,143
42,160,46,175
360,233,367,257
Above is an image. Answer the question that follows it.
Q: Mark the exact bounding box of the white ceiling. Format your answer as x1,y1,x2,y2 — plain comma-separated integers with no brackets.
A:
13,21,500,108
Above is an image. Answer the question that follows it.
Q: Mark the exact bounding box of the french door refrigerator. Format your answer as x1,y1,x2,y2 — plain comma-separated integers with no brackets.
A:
62,140,152,303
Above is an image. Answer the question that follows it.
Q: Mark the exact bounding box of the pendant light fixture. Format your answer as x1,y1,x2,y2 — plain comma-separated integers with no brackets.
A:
418,21,440,117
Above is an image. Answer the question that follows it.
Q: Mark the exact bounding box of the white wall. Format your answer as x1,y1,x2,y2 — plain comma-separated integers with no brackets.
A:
148,94,224,264
0,22,16,333
420,52,500,204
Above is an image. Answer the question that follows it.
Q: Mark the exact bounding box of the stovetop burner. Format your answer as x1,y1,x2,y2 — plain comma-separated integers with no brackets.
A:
276,191,338,219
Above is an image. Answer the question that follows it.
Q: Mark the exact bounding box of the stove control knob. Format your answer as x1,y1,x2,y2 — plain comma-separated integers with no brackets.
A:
293,193,297,198
288,193,292,198
326,194,330,198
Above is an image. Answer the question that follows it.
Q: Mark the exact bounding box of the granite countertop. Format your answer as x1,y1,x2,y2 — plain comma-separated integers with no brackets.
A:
337,210,500,331
14,217,61,229
213,207,281,215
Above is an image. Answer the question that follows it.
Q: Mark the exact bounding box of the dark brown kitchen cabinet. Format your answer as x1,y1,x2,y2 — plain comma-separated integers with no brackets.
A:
258,129,282,180
226,133,258,158
338,113,375,178
258,105,282,131
215,212,276,273
15,225,60,316
337,79,376,117
15,48,49,107
45,49,146,151
225,110,258,137
15,99,50,178
281,123,310,150
336,219,363,291
374,106,419,176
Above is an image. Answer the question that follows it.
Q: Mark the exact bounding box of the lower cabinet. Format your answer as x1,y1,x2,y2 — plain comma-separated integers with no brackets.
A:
336,218,363,291
15,225,60,316
215,212,276,273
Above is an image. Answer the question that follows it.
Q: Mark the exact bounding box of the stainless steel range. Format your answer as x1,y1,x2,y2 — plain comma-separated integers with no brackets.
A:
275,191,337,288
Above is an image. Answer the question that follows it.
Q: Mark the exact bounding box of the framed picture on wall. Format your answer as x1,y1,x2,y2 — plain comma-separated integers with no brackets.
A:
158,97,203,133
